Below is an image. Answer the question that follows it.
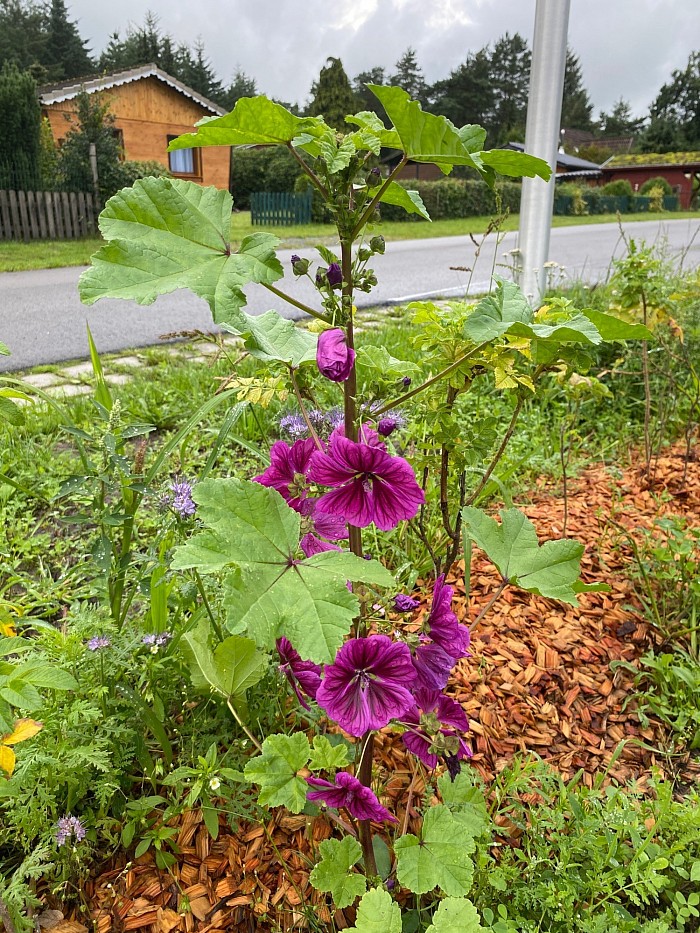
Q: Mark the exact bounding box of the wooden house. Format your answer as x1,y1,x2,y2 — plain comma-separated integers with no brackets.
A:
39,64,230,190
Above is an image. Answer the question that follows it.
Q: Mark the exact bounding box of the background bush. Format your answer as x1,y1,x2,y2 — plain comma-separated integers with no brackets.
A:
378,177,522,221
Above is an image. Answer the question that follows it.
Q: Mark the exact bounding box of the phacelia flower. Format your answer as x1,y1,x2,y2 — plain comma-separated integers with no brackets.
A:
316,635,416,736
254,438,316,511
87,635,111,652
276,637,322,711
306,771,396,823
425,574,470,660
142,632,171,650
170,478,196,517
393,594,420,612
316,329,355,383
279,412,309,439
55,815,87,847
309,432,425,531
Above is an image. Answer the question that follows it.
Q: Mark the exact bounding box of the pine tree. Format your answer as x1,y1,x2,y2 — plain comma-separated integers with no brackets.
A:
598,98,643,137
560,48,593,130
488,32,531,144
178,38,223,102
42,0,92,80
390,47,427,106
221,68,257,112
642,50,700,150
0,0,49,76
430,49,494,130
0,61,41,189
307,57,358,130
353,66,386,114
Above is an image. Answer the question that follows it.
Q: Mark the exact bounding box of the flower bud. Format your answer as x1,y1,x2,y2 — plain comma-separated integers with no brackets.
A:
358,247,371,262
366,166,382,188
291,254,309,276
369,235,385,255
326,262,343,289
377,417,398,437
402,376,412,387
316,329,355,382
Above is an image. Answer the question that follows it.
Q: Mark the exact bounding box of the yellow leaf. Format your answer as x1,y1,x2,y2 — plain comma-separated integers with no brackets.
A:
0,745,16,776
2,718,43,746
0,622,16,636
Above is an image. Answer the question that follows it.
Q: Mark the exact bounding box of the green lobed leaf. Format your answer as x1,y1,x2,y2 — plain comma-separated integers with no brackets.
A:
182,618,268,700
582,308,653,341
173,479,394,662
308,735,350,771
0,396,24,426
378,181,431,220
426,898,484,932
309,836,366,908
463,279,534,342
243,732,310,812
348,888,401,933
437,773,490,838
357,345,421,380
461,507,600,605
167,96,325,149
480,149,551,181
394,805,475,896
11,663,78,692
79,177,284,326
222,311,318,367
345,111,401,151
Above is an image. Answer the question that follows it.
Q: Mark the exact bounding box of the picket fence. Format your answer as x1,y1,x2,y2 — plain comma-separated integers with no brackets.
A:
250,191,313,226
0,189,98,241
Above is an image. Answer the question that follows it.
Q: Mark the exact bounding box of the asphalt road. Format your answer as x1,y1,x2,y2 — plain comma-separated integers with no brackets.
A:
1,217,699,372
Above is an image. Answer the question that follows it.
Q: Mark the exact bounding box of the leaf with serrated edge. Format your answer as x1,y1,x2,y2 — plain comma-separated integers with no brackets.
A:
582,309,653,341
461,507,589,604
378,182,431,220
426,898,483,932
437,773,490,839
309,735,349,771
463,279,533,342
168,96,325,149
309,837,366,908
394,806,475,896
172,479,394,662
223,311,318,367
348,888,401,933
480,149,551,180
182,619,267,699
79,177,284,326
243,733,310,812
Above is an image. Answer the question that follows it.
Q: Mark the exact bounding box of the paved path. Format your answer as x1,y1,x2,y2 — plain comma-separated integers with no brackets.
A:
1,217,699,372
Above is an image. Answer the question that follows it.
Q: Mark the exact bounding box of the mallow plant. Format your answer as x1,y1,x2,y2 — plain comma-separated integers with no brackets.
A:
78,88,651,927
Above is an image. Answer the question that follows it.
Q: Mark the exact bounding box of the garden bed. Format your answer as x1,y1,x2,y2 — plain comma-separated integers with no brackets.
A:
55,443,700,933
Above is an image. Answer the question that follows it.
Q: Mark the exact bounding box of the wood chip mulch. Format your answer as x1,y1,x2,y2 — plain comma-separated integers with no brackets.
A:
58,444,700,933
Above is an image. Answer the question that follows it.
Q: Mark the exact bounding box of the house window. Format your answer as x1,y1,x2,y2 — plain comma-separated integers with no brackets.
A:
167,136,200,176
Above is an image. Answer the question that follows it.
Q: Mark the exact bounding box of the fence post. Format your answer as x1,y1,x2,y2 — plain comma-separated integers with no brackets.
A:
89,142,100,207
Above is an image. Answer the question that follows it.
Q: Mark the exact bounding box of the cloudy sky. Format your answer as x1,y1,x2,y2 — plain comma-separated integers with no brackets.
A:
68,0,696,118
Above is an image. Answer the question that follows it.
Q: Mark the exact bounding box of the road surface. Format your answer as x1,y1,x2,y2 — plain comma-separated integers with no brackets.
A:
1,217,698,372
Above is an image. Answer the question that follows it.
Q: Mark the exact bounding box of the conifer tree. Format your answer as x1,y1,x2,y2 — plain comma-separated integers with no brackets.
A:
0,61,41,189
390,47,427,106
307,57,358,131
560,48,593,130
43,0,92,80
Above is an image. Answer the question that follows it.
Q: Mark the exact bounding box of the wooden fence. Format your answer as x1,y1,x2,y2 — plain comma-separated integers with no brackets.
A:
0,190,98,241
250,191,313,226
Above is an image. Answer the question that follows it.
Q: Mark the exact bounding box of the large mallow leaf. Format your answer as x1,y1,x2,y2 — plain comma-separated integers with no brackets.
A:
581,308,653,341
394,805,475,897
222,311,318,367
182,618,268,703
309,836,367,909
168,96,324,149
78,177,283,325
479,149,551,181
368,85,484,173
426,898,484,933
378,181,431,220
243,732,310,811
461,507,608,605
348,889,402,933
171,478,395,662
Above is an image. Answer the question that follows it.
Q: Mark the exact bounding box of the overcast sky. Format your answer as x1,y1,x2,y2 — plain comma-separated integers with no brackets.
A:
67,0,697,118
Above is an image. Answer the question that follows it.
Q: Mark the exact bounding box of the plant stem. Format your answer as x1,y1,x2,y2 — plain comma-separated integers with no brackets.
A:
289,366,324,451
465,395,525,506
470,578,509,632
261,281,330,323
373,342,491,417
194,570,224,642
286,143,330,201
357,730,378,877
112,492,141,628
226,698,263,752
350,156,408,240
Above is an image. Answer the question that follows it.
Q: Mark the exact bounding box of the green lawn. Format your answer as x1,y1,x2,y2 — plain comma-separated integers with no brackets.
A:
1,209,699,273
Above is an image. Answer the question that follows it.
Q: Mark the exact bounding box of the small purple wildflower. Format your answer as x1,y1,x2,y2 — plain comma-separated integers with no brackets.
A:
306,771,396,823
279,412,309,439
170,478,196,518
402,376,412,387
55,815,87,847
326,408,344,431
87,635,111,652
142,632,171,649
393,594,420,612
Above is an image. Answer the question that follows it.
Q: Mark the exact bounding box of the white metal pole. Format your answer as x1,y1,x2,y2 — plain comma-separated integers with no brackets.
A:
517,0,571,305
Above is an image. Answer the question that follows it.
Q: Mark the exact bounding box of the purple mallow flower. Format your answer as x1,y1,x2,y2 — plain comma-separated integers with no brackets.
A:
276,637,322,711
316,329,355,383
55,815,86,847
308,431,425,532
412,642,455,692
393,594,420,612
402,689,471,770
87,635,111,652
300,533,341,558
170,478,196,517
326,263,343,288
316,635,416,736
254,438,316,511
424,574,471,660
291,255,309,276
306,771,396,823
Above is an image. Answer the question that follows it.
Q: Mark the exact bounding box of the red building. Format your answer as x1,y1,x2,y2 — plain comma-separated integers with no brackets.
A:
599,152,700,209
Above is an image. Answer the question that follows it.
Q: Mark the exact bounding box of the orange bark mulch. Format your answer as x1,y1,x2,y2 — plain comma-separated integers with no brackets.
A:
56,444,699,933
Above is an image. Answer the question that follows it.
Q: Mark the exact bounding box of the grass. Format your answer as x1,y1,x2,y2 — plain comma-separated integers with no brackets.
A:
2,209,699,273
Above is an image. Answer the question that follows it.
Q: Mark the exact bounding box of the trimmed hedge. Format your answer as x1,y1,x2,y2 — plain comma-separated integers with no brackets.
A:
553,190,679,215
377,178,522,222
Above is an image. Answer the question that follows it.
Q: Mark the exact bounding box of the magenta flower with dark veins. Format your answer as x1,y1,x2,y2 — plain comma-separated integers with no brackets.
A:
306,771,397,822
393,594,420,612
300,533,341,558
316,329,355,383
425,574,471,660
254,438,316,511
316,635,416,736
402,689,471,770
276,637,322,711
308,432,425,531
412,642,455,692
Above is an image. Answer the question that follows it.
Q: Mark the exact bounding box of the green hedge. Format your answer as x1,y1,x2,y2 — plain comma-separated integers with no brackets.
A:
553,190,680,215
377,178,521,222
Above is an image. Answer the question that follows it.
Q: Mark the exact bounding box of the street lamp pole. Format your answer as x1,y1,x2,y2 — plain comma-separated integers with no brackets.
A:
517,0,571,305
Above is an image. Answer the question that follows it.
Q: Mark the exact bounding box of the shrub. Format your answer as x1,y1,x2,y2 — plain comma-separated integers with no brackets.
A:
231,146,303,209
601,179,634,197
114,160,171,187
377,177,521,221
640,176,673,196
